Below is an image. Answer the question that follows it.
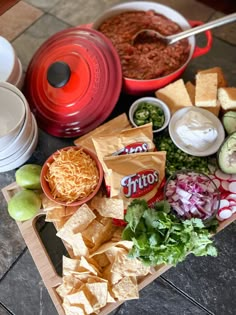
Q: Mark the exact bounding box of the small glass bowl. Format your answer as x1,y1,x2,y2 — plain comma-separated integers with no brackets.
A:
164,170,220,222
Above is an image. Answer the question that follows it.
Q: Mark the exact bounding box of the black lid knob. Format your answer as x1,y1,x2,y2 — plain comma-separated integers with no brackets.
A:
47,61,71,88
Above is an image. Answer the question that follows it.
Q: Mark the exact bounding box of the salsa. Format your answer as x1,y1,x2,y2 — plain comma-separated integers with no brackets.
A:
98,10,191,80
133,101,165,130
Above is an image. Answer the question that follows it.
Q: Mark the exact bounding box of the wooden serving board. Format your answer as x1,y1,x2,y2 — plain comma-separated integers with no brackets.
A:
2,182,236,315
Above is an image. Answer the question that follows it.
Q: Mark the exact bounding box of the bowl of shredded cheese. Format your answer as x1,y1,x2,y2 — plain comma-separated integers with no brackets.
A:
40,146,103,206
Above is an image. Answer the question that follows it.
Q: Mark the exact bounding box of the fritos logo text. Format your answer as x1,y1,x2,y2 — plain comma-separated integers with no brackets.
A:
121,169,159,198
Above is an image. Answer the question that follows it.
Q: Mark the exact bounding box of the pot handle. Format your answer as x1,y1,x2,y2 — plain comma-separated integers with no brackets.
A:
188,20,213,59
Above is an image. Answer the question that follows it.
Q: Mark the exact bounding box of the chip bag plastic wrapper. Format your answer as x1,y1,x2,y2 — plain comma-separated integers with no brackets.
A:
103,151,166,210
92,123,155,187
74,113,131,154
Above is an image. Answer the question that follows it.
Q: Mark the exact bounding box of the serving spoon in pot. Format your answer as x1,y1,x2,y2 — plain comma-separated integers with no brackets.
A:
132,12,236,45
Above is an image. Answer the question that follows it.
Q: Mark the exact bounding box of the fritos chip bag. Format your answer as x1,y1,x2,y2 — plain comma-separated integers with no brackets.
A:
92,123,155,186
103,151,166,208
74,113,131,154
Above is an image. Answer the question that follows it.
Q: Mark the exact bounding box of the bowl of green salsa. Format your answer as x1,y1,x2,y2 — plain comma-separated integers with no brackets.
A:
129,97,171,133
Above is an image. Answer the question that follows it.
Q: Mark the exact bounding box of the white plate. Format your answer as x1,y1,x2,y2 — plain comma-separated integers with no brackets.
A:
0,107,32,159
169,107,225,157
0,115,38,173
0,113,34,166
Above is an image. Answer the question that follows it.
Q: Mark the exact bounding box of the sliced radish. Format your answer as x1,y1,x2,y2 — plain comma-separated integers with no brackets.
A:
228,182,236,193
221,181,229,192
219,199,230,209
230,206,236,213
212,178,221,189
217,207,233,220
228,174,236,181
226,193,236,201
215,169,231,181
208,174,216,179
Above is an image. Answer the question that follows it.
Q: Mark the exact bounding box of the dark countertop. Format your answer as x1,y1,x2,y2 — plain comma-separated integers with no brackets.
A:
0,1,236,314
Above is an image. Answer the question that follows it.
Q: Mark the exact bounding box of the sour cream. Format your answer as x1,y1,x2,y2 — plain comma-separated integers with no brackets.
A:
175,110,218,151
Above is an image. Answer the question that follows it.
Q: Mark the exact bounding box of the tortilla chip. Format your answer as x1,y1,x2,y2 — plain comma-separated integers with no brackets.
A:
56,204,96,243
62,256,82,275
54,216,71,230
112,276,139,301
111,251,150,277
41,194,65,211
91,195,124,220
56,275,83,298
45,207,66,222
64,289,94,314
105,247,125,264
102,264,123,285
65,206,78,216
82,220,104,245
92,253,110,268
111,227,123,242
116,240,134,251
107,290,116,303
89,241,119,258
85,282,108,311
70,233,89,258
79,256,98,276
83,219,113,252
63,302,85,315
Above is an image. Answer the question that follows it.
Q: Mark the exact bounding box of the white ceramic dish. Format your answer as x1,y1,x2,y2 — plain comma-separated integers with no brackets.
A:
0,114,38,173
9,58,24,90
169,107,225,157
0,82,26,149
0,105,32,159
129,96,171,133
0,113,34,165
0,36,16,82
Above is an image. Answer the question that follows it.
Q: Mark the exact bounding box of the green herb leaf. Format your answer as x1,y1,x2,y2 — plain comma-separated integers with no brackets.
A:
122,199,218,267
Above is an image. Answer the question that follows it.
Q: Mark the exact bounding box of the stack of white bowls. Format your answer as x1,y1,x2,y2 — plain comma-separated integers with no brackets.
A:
0,82,38,173
0,36,24,89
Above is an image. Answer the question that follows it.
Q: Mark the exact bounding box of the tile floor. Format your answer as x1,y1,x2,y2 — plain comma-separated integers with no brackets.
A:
0,1,236,315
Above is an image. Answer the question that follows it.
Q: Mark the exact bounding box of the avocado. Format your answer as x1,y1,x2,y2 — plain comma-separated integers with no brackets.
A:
218,132,236,174
222,111,236,135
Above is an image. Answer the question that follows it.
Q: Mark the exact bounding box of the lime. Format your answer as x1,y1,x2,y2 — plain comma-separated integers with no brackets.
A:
8,190,41,221
15,164,42,190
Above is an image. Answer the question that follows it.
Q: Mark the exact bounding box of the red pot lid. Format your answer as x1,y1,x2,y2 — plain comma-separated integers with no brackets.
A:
24,27,122,138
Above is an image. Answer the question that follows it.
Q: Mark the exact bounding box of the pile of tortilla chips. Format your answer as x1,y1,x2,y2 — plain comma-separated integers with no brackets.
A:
42,192,151,315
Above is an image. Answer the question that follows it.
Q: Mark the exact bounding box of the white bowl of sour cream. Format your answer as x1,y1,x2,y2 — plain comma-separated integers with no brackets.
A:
169,107,225,156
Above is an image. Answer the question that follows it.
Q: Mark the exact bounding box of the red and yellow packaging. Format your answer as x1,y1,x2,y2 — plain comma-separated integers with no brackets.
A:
103,151,166,208
92,123,155,186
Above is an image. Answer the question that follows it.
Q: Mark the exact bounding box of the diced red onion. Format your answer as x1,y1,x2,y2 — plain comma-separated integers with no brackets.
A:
165,172,219,220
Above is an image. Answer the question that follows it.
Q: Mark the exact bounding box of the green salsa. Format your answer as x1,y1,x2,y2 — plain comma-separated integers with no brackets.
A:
133,101,165,130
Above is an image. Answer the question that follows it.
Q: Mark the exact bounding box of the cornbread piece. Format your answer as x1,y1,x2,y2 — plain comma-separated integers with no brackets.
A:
155,79,193,114
197,67,228,88
185,81,220,116
195,73,218,107
218,87,236,110
185,81,196,104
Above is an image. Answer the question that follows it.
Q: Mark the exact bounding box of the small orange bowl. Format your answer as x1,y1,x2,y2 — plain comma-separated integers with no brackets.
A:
40,146,103,206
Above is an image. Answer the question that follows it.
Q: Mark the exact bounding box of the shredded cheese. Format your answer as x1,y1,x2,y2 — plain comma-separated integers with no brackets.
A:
46,148,99,203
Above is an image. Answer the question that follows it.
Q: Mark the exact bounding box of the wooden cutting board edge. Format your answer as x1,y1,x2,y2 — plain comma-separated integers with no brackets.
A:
2,182,236,315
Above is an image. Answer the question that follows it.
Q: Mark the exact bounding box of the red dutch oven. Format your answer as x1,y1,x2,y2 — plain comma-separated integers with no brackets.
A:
24,27,122,138
92,1,213,95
